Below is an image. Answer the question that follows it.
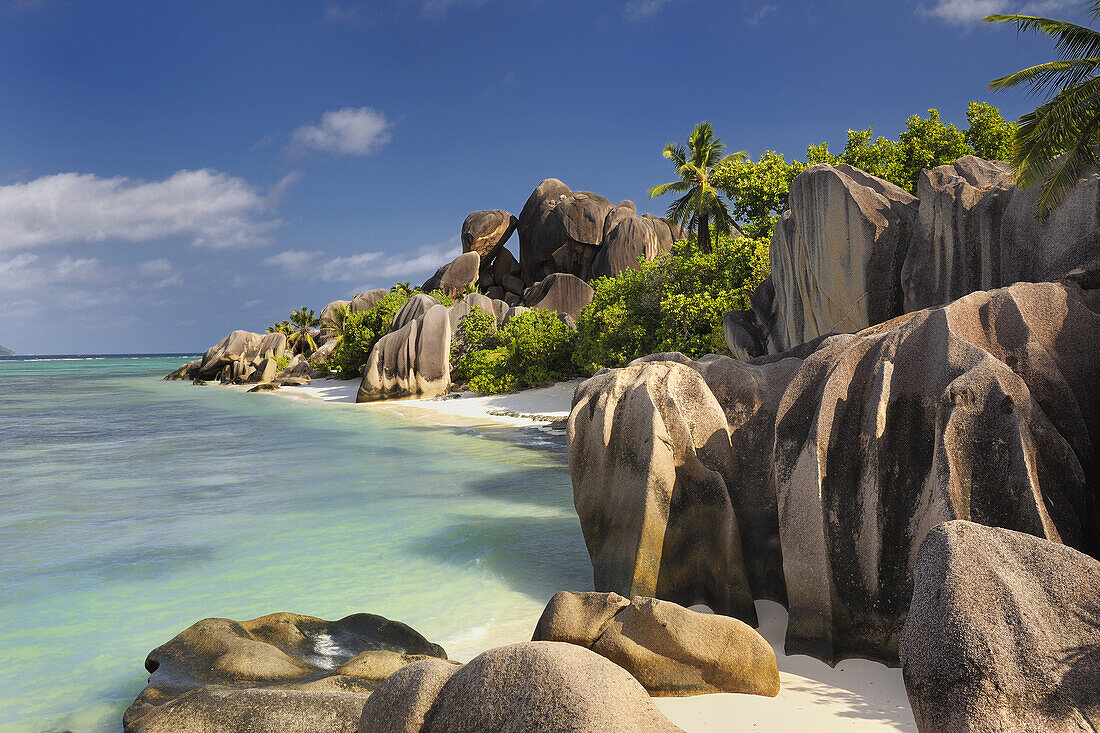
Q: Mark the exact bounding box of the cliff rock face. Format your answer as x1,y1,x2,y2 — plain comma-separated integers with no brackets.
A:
765,164,919,353
901,521,1100,733
569,278,1100,666
730,158,1100,358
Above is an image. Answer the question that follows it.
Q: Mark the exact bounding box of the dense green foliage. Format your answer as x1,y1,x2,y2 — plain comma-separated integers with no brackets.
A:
649,122,744,253
451,307,576,394
712,101,1017,239
573,235,770,373
986,4,1100,217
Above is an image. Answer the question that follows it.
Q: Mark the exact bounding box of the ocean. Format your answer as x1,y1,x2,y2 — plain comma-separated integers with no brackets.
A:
0,356,590,732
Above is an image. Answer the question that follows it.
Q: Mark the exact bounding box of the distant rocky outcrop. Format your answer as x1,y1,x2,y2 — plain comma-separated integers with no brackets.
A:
124,612,448,733
570,277,1100,666
357,292,510,402
727,157,1100,358
516,179,684,286
164,330,287,383
901,521,1100,733
358,642,683,733
532,591,779,697
0,345,15,356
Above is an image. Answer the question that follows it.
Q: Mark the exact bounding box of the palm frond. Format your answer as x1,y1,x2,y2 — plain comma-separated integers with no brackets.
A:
990,58,1100,97
1012,75,1100,187
662,143,687,168
648,180,691,198
665,190,697,227
985,14,1100,62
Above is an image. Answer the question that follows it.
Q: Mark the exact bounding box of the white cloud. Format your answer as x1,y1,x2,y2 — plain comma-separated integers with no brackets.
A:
0,169,285,252
623,0,675,21
748,3,777,24
919,0,1071,24
291,107,393,157
263,237,459,289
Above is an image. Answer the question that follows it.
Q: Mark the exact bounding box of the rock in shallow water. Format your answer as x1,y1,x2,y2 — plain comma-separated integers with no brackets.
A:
901,521,1100,733
532,591,779,697
124,612,447,733
358,641,683,733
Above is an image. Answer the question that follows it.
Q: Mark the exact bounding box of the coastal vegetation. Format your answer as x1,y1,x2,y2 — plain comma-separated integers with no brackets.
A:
574,235,769,373
986,2,1100,216
648,122,744,254
452,306,576,393
712,101,1016,238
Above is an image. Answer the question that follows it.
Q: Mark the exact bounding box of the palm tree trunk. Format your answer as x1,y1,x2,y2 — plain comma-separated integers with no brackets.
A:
698,214,712,254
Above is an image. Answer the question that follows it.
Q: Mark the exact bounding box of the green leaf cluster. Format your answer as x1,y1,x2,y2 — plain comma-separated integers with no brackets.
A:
573,235,770,373
451,307,577,394
712,102,1017,239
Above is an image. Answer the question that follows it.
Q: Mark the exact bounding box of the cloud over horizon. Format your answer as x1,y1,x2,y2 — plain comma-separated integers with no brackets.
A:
0,169,287,252
290,107,394,157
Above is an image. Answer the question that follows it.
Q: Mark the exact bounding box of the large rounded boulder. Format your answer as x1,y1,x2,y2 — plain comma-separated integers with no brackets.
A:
532,592,779,697
901,521,1100,733
461,210,517,262
358,642,683,733
124,612,447,733
522,273,594,321
420,252,480,297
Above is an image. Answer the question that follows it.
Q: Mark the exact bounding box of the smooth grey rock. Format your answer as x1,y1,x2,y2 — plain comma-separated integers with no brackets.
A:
124,612,446,733
198,331,287,379
461,210,517,262
247,357,277,384
767,164,918,353
357,659,459,733
164,360,200,381
321,299,351,323
901,521,1100,733
518,178,574,286
359,304,451,402
523,273,593,320
593,215,661,278
570,279,1100,666
390,294,441,333
422,642,682,733
532,592,779,697
421,252,480,296
351,289,389,314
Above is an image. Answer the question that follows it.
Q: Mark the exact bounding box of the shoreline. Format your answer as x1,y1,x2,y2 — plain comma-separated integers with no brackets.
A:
266,377,579,434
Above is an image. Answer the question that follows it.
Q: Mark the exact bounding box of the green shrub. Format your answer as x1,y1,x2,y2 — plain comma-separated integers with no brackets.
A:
274,355,291,370
574,235,770,373
451,307,577,394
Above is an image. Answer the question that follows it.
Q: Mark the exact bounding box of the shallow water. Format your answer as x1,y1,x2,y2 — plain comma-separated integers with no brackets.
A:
0,356,591,732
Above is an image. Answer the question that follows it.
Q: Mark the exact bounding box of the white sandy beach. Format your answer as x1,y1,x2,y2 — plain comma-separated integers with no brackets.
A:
263,378,915,732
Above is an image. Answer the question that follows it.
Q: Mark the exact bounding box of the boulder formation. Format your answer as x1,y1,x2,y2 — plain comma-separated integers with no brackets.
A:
532,591,779,697
461,210,517,262
358,642,683,733
570,277,1100,666
728,158,1100,357
522,273,594,321
420,252,480,297
901,521,1100,733
357,293,511,402
351,289,389,314
196,331,287,381
124,612,447,733
516,179,681,286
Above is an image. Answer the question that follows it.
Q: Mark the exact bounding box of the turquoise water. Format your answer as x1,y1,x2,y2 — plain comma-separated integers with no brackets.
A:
0,357,590,732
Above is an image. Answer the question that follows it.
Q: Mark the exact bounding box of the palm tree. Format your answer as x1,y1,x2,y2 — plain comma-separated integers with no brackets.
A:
286,306,319,355
986,3,1100,217
648,122,746,253
320,302,352,341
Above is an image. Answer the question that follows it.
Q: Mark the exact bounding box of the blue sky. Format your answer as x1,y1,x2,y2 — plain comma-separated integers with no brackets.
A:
0,0,1084,353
